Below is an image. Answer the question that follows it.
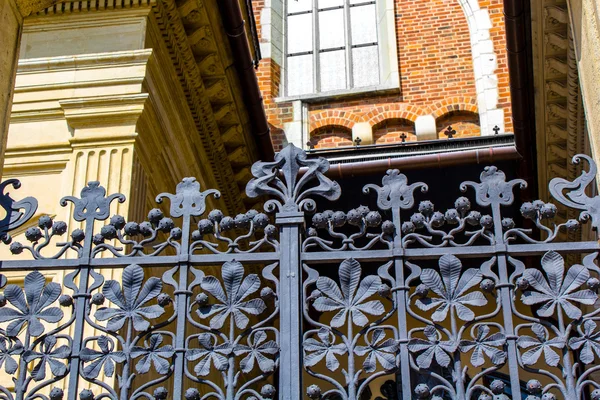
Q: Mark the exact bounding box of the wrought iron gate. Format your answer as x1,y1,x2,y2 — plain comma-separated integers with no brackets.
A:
0,144,599,400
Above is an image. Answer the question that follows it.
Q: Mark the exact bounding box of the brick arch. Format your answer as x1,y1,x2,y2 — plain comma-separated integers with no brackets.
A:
372,118,416,144
309,110,361,132
428,97,478,119
365,104,426,127
436,110,481,138
308,125,353,149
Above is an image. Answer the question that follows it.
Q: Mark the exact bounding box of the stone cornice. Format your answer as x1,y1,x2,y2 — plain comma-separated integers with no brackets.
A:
60,93,148,129
152,0,249,212
17,49,153,73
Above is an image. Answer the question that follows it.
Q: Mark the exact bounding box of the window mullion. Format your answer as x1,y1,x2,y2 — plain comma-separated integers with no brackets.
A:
344,0,353,89
313,0,320,93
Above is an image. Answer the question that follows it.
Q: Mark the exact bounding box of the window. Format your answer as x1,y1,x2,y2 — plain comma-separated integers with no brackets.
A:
285,0,381,97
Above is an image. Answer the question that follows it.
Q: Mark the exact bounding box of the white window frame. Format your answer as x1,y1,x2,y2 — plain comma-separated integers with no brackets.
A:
268,0,399,101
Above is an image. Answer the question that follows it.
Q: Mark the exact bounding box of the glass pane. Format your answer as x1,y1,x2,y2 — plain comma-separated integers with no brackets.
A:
352,45,379,87
319,0,343,8
287,13,313,54
319,50,347,92
319,9,345,50
350,4,377,45
350,0,372,4
287,55,314,95
287,0,312,14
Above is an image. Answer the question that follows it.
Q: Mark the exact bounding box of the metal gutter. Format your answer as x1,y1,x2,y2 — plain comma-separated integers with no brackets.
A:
322,145,520,179
217,0,275,161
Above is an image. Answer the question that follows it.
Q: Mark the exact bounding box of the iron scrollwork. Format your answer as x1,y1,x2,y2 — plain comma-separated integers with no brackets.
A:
0,144,599,400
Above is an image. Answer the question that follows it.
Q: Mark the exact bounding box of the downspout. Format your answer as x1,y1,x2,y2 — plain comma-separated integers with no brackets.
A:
218,0,275,161
504,0,537,198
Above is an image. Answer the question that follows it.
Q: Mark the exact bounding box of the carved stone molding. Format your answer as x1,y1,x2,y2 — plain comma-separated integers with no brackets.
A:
531,0,587,244
32,0,261,213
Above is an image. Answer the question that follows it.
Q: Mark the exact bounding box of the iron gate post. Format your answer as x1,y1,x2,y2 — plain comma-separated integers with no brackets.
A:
276,211,305,400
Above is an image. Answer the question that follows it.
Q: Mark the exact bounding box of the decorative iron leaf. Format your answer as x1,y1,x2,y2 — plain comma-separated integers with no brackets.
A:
312,259,384,327
199,261,266,330
0,271,63,337
521,251,598,319
95,264,164,332
233,331,278,373
22,335,70,381
80,336,126,379
303,328,346,372
130,334,175,375
416,256,486,322
186,333,231,377
569,320,600,364
0,336,22,374
517,324,564,367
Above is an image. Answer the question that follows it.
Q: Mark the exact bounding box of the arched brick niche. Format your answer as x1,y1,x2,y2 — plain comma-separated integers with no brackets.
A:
309,126,353,149
436,111,481,138
373,119,416,144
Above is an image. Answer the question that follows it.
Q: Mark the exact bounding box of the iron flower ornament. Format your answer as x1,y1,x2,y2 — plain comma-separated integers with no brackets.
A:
233,330,278,373
246,143,341,213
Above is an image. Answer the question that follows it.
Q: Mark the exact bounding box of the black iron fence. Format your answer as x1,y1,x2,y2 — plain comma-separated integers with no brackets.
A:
0,144,598,400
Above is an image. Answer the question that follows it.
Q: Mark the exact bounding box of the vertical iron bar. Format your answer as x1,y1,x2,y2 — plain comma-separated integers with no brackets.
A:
391,206,412,400
172,213,192,400
345,1,353,88
276,212,304,400
313,0,320,93
67,218,95,400
492,203,522,399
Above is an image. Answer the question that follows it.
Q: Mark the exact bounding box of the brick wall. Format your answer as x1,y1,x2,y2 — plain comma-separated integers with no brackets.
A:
253,0,513,151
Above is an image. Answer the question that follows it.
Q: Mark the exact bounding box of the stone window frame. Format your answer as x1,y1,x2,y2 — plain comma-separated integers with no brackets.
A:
458,0,505,136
